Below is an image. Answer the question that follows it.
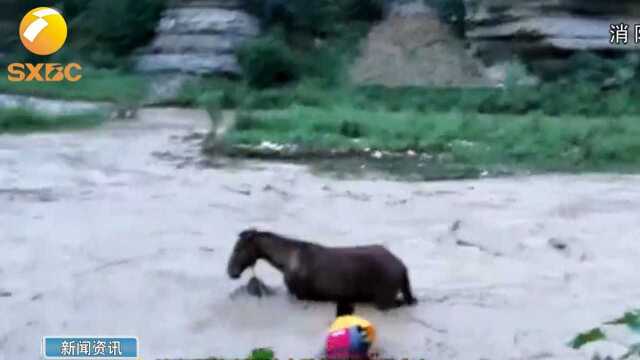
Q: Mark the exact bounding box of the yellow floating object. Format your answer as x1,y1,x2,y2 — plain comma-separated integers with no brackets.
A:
329,315,376,344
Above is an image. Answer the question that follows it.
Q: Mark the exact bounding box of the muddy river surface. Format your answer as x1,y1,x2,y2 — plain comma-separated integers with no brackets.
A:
1,108,639,360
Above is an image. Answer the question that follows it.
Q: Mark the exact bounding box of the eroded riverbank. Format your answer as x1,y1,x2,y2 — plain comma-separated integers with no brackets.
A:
1,108,639,360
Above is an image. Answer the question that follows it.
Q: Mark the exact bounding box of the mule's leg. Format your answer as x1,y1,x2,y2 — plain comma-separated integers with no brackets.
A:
336,302,355,317
401,270,417,305
393,295,407,307
374,289,400,311
284,276,303,300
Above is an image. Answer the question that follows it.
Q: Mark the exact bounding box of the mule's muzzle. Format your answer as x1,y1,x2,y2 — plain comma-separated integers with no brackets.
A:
227,265,242,279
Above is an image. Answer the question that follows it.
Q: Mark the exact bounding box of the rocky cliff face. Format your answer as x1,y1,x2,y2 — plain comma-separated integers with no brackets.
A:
464,0,640,65
135,0,260,75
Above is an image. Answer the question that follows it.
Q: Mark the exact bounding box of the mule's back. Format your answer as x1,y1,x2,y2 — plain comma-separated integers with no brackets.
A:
320,244,405,269
299,244,407,302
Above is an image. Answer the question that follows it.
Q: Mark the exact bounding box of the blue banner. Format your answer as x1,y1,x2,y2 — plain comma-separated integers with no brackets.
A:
42,337,138,358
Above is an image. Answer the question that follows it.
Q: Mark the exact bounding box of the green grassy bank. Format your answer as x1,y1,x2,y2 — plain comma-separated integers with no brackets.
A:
0,69,148,104
207,103,640,175
0,107,105,133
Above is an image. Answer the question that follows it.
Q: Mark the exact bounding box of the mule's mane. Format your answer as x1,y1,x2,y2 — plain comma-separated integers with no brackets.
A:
251,230,321,272
255,230,320,249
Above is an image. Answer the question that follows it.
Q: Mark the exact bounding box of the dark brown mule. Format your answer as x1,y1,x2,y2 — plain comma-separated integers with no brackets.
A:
227,229,417,310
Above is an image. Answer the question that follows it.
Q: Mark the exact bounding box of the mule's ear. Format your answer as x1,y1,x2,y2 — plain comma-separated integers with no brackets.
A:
239,228,258,241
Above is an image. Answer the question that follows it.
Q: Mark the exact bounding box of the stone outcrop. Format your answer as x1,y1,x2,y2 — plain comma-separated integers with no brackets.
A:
135,0,260,75
464,0,640,65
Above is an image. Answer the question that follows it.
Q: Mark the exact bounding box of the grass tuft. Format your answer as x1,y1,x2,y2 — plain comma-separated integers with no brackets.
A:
249,348,274,360
569,328,606,349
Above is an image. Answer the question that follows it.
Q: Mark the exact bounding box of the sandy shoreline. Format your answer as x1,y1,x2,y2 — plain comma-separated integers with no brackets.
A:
1,108,639,360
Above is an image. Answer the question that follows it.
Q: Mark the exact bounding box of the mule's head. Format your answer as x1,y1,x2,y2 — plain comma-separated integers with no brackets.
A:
227,229,260,279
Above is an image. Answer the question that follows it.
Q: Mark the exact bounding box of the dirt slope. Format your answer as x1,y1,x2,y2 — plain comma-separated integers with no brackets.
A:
350,8,492,87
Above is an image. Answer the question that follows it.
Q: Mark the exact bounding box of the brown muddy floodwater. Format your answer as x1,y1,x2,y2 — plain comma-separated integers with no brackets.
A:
1,108,639,360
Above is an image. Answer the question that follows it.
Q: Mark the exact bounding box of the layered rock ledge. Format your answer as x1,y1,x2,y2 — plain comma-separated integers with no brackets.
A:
135,0,260,75
464,0,640,64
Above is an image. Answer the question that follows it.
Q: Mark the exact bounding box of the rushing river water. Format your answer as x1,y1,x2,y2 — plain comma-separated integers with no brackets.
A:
1,108,639,360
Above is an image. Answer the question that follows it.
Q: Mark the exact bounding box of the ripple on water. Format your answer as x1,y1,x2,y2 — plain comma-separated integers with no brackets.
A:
0,188,58,203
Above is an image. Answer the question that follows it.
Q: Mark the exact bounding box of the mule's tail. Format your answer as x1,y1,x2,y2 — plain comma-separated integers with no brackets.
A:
402,270,417,305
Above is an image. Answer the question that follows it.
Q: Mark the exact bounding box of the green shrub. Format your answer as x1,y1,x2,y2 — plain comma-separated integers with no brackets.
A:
246,0,384,36
341,0,386,22
339,120,363,138
85,49,130,69
62,0,86,19
0,1,51,52
242,89,295,109
72,0,166,56
2,0,165,68
568,52,620,84
16,0,162,70
424,0,466,36
241,0,379,89
246,0,335,35
296,42,352,87
241,82,341,109
549,51,640,89
237,35,300,88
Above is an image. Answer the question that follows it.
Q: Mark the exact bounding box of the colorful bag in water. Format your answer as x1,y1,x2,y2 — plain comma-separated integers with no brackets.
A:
326,315,375,360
